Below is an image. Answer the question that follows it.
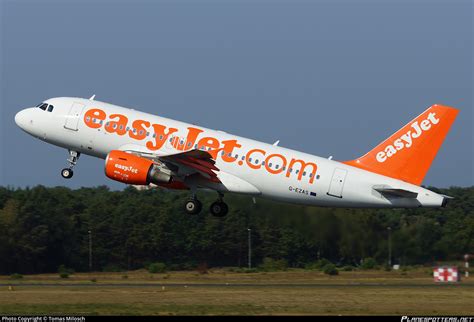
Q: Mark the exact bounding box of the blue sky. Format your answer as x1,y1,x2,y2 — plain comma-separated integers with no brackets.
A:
1,0,472,189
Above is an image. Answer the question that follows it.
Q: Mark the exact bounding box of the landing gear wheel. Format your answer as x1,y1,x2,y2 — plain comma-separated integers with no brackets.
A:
61,150,80,179
210,201,228,217
184,199,202,215
61,168,73,179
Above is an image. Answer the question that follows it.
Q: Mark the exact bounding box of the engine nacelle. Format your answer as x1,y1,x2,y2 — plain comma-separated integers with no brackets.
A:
105,150,172,185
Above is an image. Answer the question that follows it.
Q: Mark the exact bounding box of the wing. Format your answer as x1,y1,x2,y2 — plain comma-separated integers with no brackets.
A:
121,145,221,183
120,145,260,194
160,149,221,183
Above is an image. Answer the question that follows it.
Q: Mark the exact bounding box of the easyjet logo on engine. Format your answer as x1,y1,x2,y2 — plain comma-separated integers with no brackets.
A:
84,108,319,184
115,163,139,174
376,112,440,163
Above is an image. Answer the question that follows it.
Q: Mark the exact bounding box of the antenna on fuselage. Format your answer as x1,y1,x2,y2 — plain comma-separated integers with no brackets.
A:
273,140,280,146
89,94,96,101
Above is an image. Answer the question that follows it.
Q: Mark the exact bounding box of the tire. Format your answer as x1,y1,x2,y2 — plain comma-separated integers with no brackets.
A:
61,168,73,179
210,201,228,217
184,199,202,215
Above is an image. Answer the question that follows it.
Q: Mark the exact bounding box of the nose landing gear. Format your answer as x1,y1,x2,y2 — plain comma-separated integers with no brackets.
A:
61,168,74,179
61,150,80,179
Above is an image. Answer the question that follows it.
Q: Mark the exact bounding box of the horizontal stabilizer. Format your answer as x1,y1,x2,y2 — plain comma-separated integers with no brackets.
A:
374,187,418,198
440,194,454,199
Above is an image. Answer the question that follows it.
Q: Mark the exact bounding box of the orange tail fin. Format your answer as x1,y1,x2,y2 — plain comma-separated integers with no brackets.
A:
343,104,459,185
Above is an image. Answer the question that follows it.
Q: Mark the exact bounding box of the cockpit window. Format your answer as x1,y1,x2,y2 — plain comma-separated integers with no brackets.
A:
36,103,54,112
37,103,48,111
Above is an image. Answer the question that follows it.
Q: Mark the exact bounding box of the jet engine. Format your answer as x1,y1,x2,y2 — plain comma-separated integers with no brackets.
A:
105,150,172,185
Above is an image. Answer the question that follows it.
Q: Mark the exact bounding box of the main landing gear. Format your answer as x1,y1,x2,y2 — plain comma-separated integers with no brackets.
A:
210,193,228,217
61,150,80,179
184,197,203,215
184,193,229,217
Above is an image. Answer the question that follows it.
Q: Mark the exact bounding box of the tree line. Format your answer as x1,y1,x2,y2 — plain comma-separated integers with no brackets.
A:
0,185,472,274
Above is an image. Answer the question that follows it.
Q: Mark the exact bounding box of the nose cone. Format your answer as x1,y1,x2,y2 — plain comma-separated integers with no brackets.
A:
15,108,35,131
15,109,27,129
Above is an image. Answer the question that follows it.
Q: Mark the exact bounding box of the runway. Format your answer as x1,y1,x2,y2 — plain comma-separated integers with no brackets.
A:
2,280,473,315
1,282,472,288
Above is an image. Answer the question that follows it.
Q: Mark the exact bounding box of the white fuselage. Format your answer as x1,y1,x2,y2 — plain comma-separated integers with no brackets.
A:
15,97,446,208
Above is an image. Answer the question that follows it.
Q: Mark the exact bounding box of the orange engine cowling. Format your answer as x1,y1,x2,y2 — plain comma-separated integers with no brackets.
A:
105,150,172,185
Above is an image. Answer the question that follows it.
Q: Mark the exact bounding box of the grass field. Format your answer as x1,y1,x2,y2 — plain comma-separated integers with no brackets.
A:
1,269,473,315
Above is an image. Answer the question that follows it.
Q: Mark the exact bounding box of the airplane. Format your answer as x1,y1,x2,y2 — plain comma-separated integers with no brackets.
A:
14,96,459,216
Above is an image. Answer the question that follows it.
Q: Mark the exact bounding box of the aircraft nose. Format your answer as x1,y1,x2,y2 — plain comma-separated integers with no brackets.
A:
15,109,31,129
15,110,26,128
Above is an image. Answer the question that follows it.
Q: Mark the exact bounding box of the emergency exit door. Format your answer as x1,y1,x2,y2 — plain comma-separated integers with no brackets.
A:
327,168,347,198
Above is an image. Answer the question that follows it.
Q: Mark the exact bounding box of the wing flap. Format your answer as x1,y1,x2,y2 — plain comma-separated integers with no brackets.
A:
160,149,221,182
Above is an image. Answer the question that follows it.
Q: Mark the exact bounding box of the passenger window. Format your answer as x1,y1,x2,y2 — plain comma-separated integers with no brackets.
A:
47,105,54,112
255,159,259,164
275,164,280,169
159,135,163,140
309,173,313,178
296,170,300,174
153,133,156,138
262,161,265,166
303,171,307,176
269,163,272,167
249,158,252,162
221,151,225,156
235,154,239,159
